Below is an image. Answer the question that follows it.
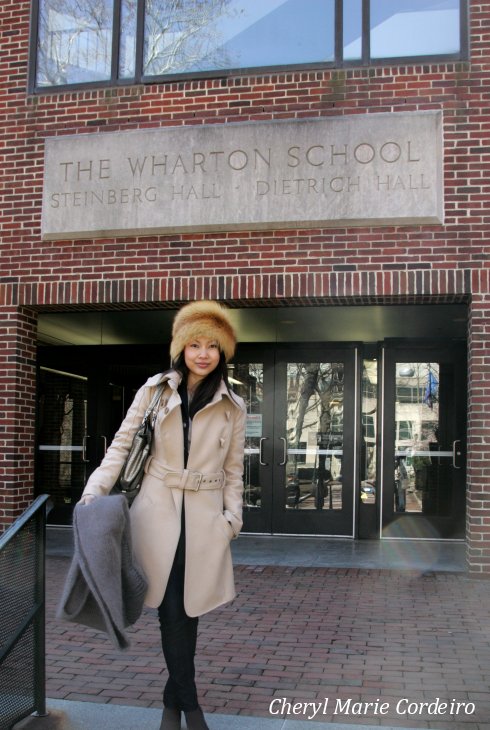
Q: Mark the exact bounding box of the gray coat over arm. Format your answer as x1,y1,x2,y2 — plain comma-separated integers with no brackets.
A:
57,494,147,650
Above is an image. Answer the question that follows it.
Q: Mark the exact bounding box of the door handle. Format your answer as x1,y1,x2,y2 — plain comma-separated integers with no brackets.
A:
259,437,268,466
278,437,288,466
452,439,462,469
100,435,107,456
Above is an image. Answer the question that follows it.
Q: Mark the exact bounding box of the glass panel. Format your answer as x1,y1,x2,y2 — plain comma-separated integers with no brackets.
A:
143,0,335,77
343,0,363,60
361,359,377,505
37,368,88,522
229,363,264,511
394,362,444,514
286,363,343,511
36,0,114,87
119,0,138,78
370,0,460,58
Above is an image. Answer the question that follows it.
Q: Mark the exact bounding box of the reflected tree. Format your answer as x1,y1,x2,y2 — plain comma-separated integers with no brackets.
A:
37,0,113,85
37,0,237,85
144,0,236,75
288,363,344,509
290,363,343,449
231,363,263,508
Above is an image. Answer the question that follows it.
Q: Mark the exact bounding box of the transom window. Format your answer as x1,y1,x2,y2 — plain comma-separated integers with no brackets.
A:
31,0,467,91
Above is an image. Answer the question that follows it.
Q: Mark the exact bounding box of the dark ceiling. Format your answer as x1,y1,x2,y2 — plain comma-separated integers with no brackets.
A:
38,304,467,346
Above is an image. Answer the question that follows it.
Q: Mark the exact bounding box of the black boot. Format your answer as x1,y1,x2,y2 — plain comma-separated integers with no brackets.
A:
159,706,181,730
184,707,210,730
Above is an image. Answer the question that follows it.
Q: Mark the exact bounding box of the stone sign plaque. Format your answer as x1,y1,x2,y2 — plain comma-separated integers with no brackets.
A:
41,111,443,240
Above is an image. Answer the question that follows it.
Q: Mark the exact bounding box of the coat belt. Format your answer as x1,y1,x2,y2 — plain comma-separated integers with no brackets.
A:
144,456,225,491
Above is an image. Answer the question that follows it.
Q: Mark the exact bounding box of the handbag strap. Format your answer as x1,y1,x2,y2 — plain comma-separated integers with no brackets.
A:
142,382,166,425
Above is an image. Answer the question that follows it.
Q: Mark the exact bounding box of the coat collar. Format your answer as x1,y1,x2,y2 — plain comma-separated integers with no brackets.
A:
146,370,179,389
146,370,242,409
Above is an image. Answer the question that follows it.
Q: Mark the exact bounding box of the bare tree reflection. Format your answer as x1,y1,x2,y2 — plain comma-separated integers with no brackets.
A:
231,363,263,509
287,363,344,510
37,0,113,86
144,0,236,75
37,0,236,85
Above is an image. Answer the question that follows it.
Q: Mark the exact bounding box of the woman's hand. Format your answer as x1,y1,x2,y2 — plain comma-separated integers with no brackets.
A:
78,493,97,506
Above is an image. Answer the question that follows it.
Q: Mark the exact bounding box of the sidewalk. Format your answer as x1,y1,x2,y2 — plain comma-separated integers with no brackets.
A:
33,533,490,730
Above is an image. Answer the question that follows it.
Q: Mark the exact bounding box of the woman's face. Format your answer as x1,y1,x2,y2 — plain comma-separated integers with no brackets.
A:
184,337,221,387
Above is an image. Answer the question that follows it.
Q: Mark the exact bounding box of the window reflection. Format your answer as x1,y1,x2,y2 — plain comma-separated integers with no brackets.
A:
361,359,377,505
286,363,343,511
394,362,440,514
229,363,263,511
143,0,334,77
34,0,464,89
343,0,362,61
144,0,233,76
37,0,113,86
119,0,137,78
370,0,460,58
37,367,88,522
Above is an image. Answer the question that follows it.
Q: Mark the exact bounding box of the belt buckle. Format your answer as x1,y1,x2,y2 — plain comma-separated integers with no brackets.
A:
181,470,202,491
191,472,202,491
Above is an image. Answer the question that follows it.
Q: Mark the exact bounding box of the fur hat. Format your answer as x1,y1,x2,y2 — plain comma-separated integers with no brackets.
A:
170,300,236,363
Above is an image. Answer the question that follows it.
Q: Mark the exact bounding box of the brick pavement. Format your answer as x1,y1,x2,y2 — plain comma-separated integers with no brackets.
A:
46,556,490,730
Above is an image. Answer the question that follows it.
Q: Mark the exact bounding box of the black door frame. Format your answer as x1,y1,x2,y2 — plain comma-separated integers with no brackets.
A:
235,343,360,536
37,345,164,522
379,340,467,539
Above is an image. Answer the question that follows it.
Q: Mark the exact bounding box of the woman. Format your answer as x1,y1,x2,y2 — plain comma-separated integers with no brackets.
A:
79,301,247,730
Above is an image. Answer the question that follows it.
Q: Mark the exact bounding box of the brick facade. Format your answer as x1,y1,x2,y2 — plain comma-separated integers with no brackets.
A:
1,1,490,572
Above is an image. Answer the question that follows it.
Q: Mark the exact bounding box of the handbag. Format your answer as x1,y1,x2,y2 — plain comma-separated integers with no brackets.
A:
113,383,165,505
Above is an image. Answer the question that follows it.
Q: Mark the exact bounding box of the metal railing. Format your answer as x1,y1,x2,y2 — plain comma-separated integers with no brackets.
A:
0,495,52,730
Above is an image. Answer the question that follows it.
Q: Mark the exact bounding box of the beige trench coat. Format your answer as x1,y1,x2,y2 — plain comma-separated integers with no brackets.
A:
82,371,246,616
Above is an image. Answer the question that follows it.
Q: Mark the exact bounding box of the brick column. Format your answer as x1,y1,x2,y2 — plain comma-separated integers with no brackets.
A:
0,305,37,531
467,294,490,574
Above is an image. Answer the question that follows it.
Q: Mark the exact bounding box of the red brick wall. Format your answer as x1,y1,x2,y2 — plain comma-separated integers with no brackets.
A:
0,307,37,525
1,1,490,571
467,294,490,573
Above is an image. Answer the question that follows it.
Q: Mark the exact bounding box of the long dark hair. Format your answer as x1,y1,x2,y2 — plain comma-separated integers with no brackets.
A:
171,350,231,418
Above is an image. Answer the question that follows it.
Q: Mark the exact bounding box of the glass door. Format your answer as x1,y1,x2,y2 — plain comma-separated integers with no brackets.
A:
274,347,358,535
232,345,359,536
36,347,139,525
228,357,272,533
36,367,89,524
381,344,466,539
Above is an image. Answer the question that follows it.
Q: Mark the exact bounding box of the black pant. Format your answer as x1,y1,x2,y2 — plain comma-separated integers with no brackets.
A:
158,515,199,712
